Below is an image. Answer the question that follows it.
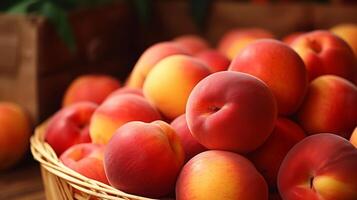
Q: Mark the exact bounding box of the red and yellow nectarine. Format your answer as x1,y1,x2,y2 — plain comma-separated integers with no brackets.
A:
126,42,189,88
297,75,357,138
104,120,184,198
186,71,277,153
0,102,31,170
173,35,210,55
176,150,268,200
45,102,97,156
290,30,356,81
218,28,274,60
89,94,161,144
60,143,108,184
143,55,211,119
229,39,308,115
278,133,357,200
330,23,357,56
63,74,120,107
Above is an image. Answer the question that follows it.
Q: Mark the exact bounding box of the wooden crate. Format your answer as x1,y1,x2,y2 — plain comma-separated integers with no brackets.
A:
0,2,138,123
148,1,357,45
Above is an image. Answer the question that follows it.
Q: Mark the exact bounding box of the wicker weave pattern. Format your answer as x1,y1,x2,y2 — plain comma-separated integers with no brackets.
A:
30,125,156,200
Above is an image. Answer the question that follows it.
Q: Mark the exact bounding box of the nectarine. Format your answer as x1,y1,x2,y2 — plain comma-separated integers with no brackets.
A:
143,55,211,119
297,75,357,138
248,117,305,188
0,102,31,170
176,150,268,200
330,23,357,56
45,102,97,156
89,94,161,144
63,74,120,107
126,42,188,88
186,71,277,153
278,133,357,200
195,49,230,72
173,35,210,55
60,143,108,184
105,87,144,100
218,28,274,60
171,114,206,162
282,32,304,45
290,30,356,81
104,121,184,198
229,39,308,115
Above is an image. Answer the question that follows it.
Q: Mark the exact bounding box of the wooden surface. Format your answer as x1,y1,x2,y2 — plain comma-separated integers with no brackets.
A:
0,160,45,200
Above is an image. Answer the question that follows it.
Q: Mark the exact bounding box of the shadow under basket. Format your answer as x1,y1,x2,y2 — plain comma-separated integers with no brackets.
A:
30,124,155,200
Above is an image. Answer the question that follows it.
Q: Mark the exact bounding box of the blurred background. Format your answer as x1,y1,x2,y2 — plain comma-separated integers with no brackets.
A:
0,0,356,123
0,0,356,199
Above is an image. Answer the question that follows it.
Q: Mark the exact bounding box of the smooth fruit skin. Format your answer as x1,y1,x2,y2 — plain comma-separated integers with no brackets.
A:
0,102,31,170
170,114,207,162
290,30,356,81
89,94,161,144
350,127,357,148
173,35,210,55
126,42,188,88
45,102,97,156
278,133,357,200
176,150,268,200
218,28,274,60
297,75,357,139
282,32,304,45
249,117,306,188
186,71,277,153
60,143,108,184
104,121,184,198
330,23,357,56
143,55,211,119
195,49,230,72
63,74,120,107
229,39,308,115
105,87,144,100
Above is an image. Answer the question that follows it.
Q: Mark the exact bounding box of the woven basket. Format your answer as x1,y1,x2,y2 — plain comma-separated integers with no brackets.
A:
30,124,156,200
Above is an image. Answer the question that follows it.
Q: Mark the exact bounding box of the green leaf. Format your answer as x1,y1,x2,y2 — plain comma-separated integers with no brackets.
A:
39,2,76,52
7,0,40,14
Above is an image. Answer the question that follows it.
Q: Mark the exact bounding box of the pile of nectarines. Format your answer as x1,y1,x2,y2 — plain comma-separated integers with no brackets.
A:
43,23,357,200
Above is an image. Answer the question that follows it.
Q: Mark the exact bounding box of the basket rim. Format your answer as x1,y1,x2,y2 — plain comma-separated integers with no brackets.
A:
30,123,157,200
